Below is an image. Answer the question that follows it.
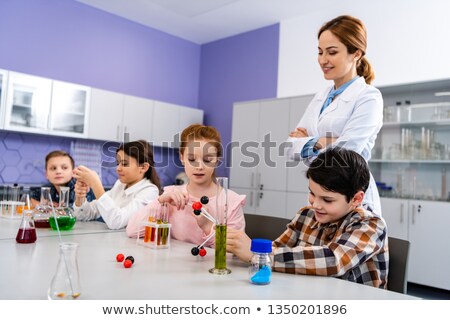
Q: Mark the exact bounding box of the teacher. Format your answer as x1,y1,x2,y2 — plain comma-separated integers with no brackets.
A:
286,15,383,215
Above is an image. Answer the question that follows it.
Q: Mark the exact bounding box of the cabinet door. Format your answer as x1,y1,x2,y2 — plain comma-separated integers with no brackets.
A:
49,81,90,137
123,95,153,142
177,106,204,148
88,88,124,141
5,72,52,133
258,99,290,191
380,197,408,240
254,190,287,219
286,192,309,219
0,69,7,129
231,187,256,214
152,101,180,148
408,200,450,290
229,102,259,189
286,95,313,192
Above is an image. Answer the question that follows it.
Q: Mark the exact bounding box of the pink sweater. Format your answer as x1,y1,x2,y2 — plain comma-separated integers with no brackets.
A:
126,185,246,247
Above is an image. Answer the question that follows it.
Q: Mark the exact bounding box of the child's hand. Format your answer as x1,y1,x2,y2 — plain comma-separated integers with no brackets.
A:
289,127,309,138
74,181,89,198
73,166,101,187
226,228,253,262
74,181,89,206
157,189,188,210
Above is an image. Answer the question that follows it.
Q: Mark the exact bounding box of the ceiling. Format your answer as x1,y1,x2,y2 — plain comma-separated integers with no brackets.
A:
75,0,334,44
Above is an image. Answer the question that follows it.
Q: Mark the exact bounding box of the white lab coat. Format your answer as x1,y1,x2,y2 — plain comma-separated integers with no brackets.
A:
73,179,159,229
286,77,383,215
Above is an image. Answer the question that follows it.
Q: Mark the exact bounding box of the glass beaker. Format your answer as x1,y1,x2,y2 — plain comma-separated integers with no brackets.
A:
209,177,231,275
34,187,52,228
17,187,32,214
48,242,81,300
16,209,37,244
49,187,76,231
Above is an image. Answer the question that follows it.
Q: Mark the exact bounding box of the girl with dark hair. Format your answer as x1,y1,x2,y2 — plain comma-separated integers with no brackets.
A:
73,140,161,229
286,15,383,215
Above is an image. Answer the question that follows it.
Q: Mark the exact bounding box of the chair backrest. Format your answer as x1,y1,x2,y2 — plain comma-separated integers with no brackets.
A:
387,236,410,294
244,213,291,241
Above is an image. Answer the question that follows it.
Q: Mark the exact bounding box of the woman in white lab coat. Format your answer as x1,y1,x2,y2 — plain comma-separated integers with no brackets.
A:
286,15,383,215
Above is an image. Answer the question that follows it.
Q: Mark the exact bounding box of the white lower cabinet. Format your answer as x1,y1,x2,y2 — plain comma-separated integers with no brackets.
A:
233,188,286,219
381,197,450,290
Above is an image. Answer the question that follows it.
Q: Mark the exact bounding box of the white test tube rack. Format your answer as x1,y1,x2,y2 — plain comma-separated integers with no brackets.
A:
136,221,171,249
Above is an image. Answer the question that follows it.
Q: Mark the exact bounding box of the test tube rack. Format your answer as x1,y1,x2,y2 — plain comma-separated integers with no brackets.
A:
0,201,25,219
136,221,171,249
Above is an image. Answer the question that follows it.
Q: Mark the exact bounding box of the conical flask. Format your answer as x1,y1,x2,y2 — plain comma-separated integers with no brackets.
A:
49,187,76,231
48,242,81,300
16,209,37,244
34,187,52,228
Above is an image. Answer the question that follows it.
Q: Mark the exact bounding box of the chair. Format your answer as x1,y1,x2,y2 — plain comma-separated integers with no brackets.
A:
387,236,410,294
244,213,291,240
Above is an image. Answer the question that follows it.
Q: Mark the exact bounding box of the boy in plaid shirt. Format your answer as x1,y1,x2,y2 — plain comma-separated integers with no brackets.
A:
227,148,388,288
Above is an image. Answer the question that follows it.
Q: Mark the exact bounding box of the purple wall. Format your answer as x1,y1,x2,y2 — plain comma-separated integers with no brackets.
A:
0,0,280,184
198,25,279,175
0,0,200,107
0,0,198,186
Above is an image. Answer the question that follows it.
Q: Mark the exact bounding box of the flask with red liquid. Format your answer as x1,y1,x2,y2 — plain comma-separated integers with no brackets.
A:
16,209,37,243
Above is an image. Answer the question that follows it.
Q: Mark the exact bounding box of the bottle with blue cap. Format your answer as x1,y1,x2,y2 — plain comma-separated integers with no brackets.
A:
249,238,272,285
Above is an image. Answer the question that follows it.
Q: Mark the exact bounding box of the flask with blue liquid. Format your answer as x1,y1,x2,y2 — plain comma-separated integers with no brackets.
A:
249,238,272,285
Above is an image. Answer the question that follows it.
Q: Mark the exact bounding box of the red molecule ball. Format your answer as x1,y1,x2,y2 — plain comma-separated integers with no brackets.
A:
199,248,207,257
192,202,202,211
124,259,133,268
116,253,125,262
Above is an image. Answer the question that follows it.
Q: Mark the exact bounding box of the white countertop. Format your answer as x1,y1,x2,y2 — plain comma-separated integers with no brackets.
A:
0,221,417,300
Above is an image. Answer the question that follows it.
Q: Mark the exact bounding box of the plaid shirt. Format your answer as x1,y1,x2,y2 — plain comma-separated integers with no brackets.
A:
273,206,388,289
30,178,95,208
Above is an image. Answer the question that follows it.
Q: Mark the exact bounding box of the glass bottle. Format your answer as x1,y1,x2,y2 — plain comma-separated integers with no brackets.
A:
249,238,272,285
15,209,37,244
49,187,76,231
209,177,231,275
48,242,81,300
34,187,52,228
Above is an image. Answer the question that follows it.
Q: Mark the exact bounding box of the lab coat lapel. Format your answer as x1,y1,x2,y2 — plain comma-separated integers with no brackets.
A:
319,77,366,119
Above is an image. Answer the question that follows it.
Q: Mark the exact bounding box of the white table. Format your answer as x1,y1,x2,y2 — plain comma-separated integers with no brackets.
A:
0,231,417,300
0,218,121,240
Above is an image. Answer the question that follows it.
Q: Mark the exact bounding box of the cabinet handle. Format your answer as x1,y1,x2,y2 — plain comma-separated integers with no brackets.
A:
257,172,262,191
250,191,253,207
251,173,254,188
400,203,404,223
412,204,415,224
256,192,260,207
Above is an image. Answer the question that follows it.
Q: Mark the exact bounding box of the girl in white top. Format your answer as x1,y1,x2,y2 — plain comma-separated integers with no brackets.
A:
73,140,161,229
285,15,383,215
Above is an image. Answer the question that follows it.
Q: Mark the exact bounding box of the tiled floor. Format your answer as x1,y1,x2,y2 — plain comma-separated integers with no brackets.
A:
407,283,450,300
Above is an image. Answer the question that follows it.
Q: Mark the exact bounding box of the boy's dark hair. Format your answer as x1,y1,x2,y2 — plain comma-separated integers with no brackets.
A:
45,150,75,169
117,140,162,194
306,148,370,202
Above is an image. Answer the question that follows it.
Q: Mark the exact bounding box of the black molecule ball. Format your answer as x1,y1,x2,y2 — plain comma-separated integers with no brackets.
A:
191,247,200,256
125,256,135,264
200,196,209,205
193,209,201,216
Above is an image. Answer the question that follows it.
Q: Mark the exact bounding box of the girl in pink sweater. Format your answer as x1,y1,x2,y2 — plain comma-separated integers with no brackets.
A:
127,124,245,247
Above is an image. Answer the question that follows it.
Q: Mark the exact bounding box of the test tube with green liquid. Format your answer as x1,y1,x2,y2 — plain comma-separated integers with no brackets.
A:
209,177,231,275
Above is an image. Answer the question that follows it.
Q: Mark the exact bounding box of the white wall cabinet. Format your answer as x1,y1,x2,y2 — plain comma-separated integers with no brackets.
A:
4,72,90,138
88,88,125,141
230,98,290,215
89,89,203,146
230,96,313,218
152,101,203,148
381,197,450,290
